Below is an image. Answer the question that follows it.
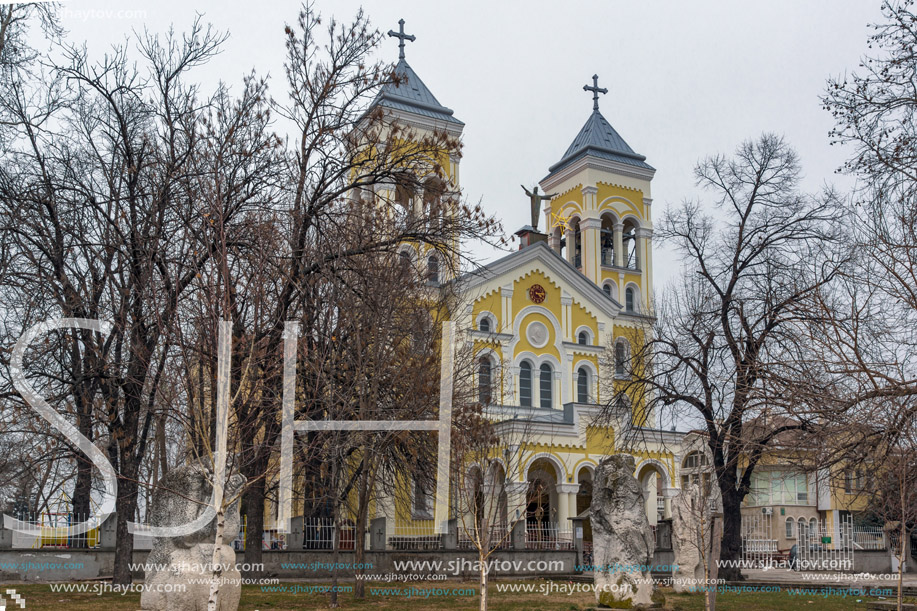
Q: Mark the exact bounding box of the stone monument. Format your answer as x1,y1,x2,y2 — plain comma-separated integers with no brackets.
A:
670,482,722,594
591,454,656,608
141,464,246,611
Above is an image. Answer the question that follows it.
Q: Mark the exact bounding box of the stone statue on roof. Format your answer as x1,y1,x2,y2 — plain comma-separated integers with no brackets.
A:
521,185,557,231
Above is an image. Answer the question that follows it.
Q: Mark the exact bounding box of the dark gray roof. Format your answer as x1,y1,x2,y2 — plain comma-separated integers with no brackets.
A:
545,109,653,177
371,59,463,125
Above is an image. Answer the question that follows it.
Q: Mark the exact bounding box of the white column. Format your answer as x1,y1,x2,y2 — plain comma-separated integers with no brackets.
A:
662,487,679,520
645,473,658,526
543,201,554,238
556,484,579,534
613,222,624,268
580,217,602,284
561,293,573,341
564,228,575,264
636,227,653,310
505,482,529,525
500,285,514,334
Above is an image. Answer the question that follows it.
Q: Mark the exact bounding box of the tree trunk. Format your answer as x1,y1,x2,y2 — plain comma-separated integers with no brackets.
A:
897,522,906,611
330,500,340,608
479,547,488,611
242,475,266,574
718,491,743,581
113,476,139,584
353,458,373,599
207,506,226,611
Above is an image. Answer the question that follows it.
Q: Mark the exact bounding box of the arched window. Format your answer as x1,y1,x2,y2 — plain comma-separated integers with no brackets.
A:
577,330,588,345
478,356,493,405
423,178,446,233
603,284,612,298
571,218,582,268
622,220,639,269
479,317,491,333
519,361,533,407
398,250,412,276
785,517,796,539
426,255,439,283
625,287,636,312
576,367,590,403
539,363,553,408
682,451,709,469
809,518,817,534
615,340,628,377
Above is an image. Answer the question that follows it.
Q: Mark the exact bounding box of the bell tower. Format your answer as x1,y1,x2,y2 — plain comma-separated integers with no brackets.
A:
539,75,655,313
359,19,465,283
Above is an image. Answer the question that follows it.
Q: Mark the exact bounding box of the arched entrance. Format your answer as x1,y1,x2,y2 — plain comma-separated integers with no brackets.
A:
636,461,669,527
526,457,560,547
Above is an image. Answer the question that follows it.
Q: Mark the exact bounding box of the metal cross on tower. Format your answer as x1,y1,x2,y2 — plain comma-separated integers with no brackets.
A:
583,74,608,112
388,19,416,60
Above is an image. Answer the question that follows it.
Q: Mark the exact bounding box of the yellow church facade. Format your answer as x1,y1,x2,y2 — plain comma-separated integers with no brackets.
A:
343,23,688,549
446,80,683,540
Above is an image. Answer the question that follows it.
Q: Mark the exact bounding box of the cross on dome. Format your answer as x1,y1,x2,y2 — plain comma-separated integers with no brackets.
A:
583,74,608,112
388,19,416,60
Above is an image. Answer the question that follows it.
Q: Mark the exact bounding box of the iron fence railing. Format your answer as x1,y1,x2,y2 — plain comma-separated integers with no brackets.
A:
525,521,573,550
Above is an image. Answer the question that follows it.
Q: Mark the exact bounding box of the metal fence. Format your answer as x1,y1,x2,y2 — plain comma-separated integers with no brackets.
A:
798,515,854,571
741,513,777,567
389,520,442,550
850,524,887,551
301,517,353,551
457,524,510,550
9,513,101,550
525,521,573,550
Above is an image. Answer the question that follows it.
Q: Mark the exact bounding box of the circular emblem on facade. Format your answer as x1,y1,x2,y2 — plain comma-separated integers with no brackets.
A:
528,284,546,304
526,321,549,348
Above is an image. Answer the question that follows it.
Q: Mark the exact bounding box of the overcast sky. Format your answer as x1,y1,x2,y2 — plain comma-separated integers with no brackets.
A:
47,0,884,289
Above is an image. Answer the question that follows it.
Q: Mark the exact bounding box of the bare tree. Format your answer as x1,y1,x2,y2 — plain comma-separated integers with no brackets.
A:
611,135,846,579
450,394,532,611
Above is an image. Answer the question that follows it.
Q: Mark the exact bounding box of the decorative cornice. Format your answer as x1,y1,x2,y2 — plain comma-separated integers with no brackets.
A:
540,154,656,192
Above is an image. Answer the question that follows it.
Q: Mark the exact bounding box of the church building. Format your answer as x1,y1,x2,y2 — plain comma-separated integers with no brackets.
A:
365,20,686,549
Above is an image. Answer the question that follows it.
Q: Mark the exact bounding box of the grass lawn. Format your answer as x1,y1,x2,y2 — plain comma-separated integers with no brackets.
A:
1,579,905,609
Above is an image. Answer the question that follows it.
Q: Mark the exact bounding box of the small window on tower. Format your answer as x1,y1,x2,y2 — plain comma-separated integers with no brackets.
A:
577,331,588,345
479,317,491,333
625,287,636,312
427,255,439,284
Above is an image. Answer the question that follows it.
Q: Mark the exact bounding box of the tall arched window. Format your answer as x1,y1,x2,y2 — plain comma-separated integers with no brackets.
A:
519,361,533,407
423,178,446,234
426,255,439,283
785,517,796,539
577,331,588,345
625,287,636,312
615,340,628,376
603,284,612,298
622,220,639,269
539,363,553,408
398,250,412,277
478,356,493,405
576,367,590,403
